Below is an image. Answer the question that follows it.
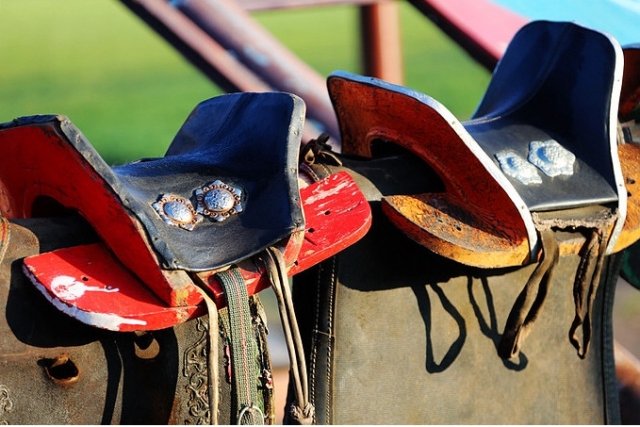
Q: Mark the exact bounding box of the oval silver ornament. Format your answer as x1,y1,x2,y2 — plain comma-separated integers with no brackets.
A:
152,194,203,231
195,179,244,222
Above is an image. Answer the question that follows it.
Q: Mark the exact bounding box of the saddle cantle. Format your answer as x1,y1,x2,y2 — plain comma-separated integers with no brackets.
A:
327,20,640,360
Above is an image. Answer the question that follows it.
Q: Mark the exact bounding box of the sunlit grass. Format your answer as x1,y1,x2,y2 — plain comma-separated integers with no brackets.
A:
0,0,489,164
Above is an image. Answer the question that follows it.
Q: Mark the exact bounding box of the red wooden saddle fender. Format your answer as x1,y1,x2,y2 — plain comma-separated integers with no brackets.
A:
0,92,371,332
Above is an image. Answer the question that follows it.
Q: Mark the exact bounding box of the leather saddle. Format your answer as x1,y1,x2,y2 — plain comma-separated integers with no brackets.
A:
286,21,640,424
328,20,640,359
0,91,371,424
0,92,370,330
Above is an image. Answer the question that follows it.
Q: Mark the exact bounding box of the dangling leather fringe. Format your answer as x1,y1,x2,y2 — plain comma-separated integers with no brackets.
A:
498,228,559,359
568,227,611,358
499,209,616,360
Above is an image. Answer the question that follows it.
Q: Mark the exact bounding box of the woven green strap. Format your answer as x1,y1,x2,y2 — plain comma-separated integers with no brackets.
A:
215,268,264,425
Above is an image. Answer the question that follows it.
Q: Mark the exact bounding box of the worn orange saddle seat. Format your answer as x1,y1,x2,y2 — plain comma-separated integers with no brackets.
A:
327,20,640,359
0,92,371,332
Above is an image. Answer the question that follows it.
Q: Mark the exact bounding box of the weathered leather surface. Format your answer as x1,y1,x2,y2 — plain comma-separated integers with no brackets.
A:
291,147,621,424
1,91,305,273
471,21,622,211
0,217,273,424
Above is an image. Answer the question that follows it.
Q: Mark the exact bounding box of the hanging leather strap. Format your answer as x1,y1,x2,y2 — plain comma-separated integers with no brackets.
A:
498,228,559,359
194,286,221,425
261,247,314,425
569,227,611,358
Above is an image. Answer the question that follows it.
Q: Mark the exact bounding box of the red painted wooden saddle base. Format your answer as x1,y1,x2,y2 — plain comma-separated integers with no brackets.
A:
22,171,371,332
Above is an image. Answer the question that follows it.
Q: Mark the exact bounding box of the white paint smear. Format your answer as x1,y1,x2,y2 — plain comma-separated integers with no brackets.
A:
51,275,119,301
23,269,147,331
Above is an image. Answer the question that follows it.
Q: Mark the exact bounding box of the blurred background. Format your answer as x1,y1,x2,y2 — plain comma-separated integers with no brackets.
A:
2,0,640,420
0,0,490,164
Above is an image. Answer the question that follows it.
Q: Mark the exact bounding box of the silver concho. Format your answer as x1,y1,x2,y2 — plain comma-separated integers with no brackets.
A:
495,150,542,185
195,180,243,222
152,194,203,231
528,139,575,177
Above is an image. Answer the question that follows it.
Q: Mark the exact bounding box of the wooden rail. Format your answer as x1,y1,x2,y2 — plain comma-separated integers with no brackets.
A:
120,0,403,147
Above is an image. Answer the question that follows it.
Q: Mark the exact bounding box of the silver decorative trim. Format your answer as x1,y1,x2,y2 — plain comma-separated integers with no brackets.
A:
495,150,542,185
195,180,244,222
528,139,576,177
152,194,203,231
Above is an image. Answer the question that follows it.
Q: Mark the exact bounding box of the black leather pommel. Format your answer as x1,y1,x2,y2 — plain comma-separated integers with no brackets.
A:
111,92,306,270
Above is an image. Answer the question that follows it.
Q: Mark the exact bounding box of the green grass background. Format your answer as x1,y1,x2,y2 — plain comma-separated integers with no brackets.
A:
0,0,490,165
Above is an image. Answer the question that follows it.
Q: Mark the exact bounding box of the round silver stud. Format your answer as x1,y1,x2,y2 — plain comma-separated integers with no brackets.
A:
204,188,235,212
152,194,203,231
195,180,244,222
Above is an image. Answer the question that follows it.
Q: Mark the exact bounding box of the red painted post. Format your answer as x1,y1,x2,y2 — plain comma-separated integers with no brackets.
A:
359,1,404,85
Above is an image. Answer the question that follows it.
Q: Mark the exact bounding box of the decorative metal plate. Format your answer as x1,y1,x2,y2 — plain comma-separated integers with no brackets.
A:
195,180,244,222
152,194,203,231
528,139,576,177
495,150,542,185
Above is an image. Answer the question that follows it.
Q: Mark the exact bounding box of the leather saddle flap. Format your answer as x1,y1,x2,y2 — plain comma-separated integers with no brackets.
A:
21,171,372,331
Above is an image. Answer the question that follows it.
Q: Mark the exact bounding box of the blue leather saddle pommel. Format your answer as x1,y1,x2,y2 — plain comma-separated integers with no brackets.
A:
469,20,624,217
0,92,306,308
467,20,625,256
112,92,305,271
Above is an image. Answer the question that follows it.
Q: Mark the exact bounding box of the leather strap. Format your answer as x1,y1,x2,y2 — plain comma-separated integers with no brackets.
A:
569,227,611,358
261,248,314,425
498,228,559,359
215,269,264,425
193,286,220,424
499,208,618,360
